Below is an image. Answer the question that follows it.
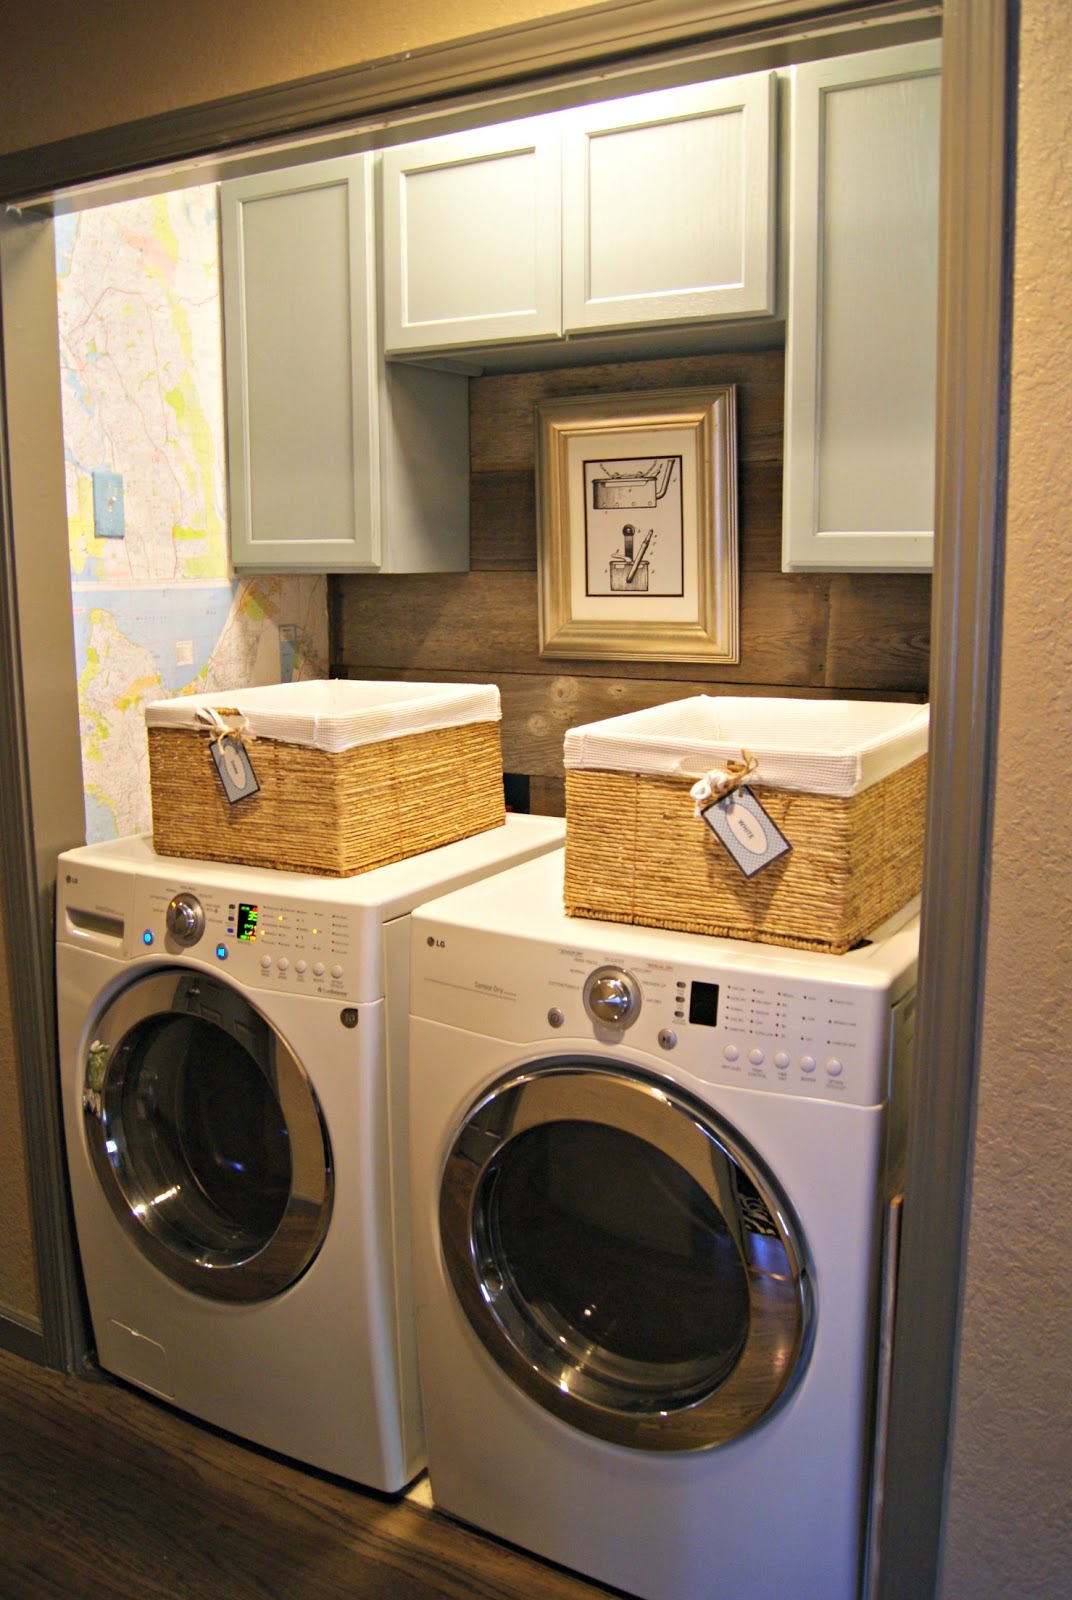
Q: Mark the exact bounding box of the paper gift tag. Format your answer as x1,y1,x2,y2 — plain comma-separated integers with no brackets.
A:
701,785,791,878
210,733,261,804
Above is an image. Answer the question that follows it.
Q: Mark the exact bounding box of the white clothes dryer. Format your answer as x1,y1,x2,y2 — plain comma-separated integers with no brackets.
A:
56,816,562,1492
408,851,918,1600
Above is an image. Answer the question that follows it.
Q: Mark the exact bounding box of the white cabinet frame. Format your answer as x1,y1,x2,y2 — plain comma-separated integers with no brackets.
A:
381,117,562,353
561,73,777,332
222,157,380,571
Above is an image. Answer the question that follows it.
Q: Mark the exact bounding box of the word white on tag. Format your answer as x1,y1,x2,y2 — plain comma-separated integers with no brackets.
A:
701,785,791,878
210,734,260,805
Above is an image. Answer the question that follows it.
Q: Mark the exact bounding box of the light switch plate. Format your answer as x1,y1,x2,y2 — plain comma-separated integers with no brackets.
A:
92,468,125,539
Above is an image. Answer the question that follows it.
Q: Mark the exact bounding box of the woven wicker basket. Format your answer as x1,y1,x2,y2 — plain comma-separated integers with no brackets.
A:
563,697,928,954
146,682,505,877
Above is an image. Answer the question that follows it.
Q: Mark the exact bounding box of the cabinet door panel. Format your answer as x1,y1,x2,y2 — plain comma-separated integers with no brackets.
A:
382,118,561,352
222,157,379,571
782,42,941,571
562,75,776,331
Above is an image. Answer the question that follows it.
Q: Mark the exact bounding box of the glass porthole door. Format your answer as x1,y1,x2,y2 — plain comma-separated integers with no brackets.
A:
82,968,333,1303
440,1060,812,1452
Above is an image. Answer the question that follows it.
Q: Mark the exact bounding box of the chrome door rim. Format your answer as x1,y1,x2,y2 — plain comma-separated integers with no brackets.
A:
440,1060,813,1452
82,967,333,1303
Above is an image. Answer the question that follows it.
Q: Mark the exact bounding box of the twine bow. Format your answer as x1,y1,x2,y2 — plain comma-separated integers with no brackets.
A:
195,705,256,748
689,750,759,818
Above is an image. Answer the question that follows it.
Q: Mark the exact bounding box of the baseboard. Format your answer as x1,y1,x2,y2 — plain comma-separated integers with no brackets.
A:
0,1307,47,1365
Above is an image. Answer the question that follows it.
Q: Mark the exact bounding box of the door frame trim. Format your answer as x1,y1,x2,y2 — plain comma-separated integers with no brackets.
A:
0,2,936,204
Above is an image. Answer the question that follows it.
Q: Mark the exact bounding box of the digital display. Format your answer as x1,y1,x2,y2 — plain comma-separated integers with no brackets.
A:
688,980,720,1028
236,903,259,941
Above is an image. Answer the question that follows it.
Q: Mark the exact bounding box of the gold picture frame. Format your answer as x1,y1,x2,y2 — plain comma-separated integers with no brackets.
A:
535,386,739,663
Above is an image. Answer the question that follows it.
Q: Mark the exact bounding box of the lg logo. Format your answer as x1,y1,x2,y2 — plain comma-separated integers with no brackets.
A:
426,936,445,948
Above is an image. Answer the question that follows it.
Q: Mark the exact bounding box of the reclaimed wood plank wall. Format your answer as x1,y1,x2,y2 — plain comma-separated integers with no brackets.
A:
331,350,931,814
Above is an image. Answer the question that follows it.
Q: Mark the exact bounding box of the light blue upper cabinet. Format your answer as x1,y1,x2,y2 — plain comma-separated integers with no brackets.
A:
222,155,469,573
380,73,777,356
781,41,942,572
381,116,563,353
561,74,777,332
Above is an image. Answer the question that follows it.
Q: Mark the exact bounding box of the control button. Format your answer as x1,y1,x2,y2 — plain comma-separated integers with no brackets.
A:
166,891,205,947
774,1052,791,1069
748,1048,765,1066
260,955,272,970
313,963,326,977
723,1045,740,1063
331,964,344,979
825,1058,844,1077
800,1055,817,1073
277,958,289,972
548,1008,565,1029
142,930,154,947
658,1029,677,1051
583,966,641,1030
296,960,307,975
215,944,228,961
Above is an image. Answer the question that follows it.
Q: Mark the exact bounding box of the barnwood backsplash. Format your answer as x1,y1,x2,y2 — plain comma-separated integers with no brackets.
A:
331,350,930,815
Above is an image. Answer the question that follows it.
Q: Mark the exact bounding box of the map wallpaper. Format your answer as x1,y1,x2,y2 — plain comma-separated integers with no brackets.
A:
56,185,329,843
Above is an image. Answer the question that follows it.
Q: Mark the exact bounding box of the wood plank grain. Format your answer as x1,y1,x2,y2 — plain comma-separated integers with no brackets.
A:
824,574,932,691
332,346,930,734
333,570,831,686
470,468,537,569
0,1347,611,1600
469,349,784,473
530,775,566,816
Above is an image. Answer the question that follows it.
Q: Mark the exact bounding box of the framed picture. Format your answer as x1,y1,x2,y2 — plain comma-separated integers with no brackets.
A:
535,386,739,662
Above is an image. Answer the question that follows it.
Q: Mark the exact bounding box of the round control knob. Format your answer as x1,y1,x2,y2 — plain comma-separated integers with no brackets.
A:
165,892,205,947
582,966,641,1031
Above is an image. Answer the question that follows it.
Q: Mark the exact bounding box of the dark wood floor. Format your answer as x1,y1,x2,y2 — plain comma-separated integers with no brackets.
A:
0,1346,620,1600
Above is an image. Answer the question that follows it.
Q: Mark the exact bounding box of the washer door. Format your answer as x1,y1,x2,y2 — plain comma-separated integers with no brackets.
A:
440,1060,812,1452
82,968,332,1303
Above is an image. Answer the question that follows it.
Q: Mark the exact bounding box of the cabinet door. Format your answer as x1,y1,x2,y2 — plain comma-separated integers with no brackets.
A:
782,41,941,571
381,116,562,353
221,155,380,571
561,74,777,333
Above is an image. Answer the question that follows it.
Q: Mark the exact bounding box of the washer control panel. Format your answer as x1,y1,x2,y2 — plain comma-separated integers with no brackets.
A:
134,880,361,1001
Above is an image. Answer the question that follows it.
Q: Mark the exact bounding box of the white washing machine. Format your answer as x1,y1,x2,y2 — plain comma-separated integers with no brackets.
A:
56,815,563,1491
408,851,918,1599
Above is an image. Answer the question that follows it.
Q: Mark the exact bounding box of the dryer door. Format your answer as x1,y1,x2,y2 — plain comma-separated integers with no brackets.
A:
440,1059,812,1452
82,968,332,1303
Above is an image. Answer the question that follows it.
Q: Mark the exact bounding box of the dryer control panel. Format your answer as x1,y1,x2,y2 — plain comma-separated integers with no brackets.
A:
412,922,918,1109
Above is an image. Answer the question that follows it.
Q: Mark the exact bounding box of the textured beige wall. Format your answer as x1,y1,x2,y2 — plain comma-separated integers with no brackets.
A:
0,0,586,154
0,854,41,1322
938,1,1072,1595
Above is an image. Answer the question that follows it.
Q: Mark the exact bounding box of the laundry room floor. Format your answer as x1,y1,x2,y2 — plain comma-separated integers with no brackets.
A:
0,1346,619,1600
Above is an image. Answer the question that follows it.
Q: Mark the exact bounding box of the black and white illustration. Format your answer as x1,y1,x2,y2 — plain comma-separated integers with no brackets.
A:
583,455,685,597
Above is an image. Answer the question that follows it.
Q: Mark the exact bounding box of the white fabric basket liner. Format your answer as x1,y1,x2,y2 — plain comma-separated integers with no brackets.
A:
563,695,929,797
145,680,501,754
